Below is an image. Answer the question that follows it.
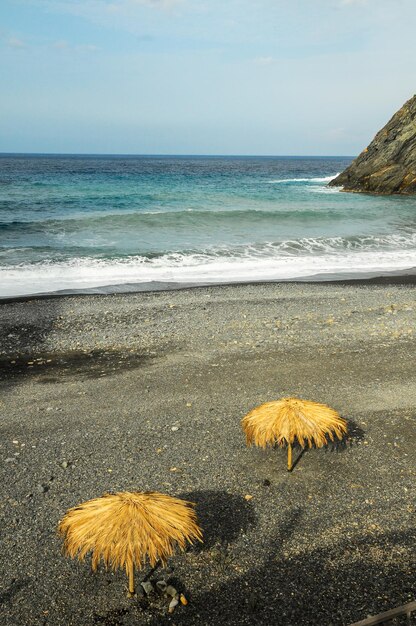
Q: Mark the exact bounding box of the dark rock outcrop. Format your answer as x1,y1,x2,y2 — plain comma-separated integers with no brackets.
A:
329,94,416,194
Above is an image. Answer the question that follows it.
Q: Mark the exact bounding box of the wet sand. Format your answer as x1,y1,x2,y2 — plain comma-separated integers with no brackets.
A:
0,280,415,625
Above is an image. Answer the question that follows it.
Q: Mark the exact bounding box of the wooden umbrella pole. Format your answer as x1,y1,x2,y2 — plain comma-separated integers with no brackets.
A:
128,563,135,596
287,442,292,472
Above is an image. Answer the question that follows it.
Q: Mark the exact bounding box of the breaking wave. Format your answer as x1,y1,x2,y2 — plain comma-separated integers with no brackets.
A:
267,174,340,184
1,233,415,297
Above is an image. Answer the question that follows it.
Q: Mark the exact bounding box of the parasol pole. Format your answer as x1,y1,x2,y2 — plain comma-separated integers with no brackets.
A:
287,442,292,472
128,563,135,596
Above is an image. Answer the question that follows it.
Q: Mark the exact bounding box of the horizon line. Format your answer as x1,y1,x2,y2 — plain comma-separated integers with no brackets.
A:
0,151,355,158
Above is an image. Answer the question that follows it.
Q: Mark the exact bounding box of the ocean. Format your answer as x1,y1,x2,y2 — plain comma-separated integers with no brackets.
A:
1,154,415,298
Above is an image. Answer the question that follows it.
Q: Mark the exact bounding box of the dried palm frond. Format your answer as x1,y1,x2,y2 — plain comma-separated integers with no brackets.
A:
242,397,347,471
58,491,202,594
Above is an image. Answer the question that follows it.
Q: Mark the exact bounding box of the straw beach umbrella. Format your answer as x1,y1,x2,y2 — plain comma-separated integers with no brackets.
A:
242,397,347,471
58,491,203,595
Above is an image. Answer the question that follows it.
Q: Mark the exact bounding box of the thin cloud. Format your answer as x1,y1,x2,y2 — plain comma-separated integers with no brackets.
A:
51,0,184,14
253,56,275,65
75,43,99,51
104,0,184,15
52,40,99,52
7,37,26,49
339,0,368,5
135,0,184,7
53,39,69,49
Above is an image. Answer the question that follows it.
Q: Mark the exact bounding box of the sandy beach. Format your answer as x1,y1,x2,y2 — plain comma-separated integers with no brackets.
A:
0,279,415,626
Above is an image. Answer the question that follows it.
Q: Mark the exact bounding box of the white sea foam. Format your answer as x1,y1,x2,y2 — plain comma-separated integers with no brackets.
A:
267,173,340,184
1,240,415,297
308,185,342,194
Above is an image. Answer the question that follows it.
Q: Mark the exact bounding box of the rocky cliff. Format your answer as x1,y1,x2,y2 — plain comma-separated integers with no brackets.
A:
329,94,416,194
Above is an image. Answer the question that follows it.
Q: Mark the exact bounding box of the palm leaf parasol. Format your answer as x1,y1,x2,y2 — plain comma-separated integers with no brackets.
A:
242,397,347,471
58,491,203,595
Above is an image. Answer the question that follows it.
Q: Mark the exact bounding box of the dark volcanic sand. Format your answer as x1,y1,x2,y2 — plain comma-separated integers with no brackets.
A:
0,281,415,626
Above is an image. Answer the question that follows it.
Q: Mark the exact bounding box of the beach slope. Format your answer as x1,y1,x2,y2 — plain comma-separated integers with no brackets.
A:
0,281,415,625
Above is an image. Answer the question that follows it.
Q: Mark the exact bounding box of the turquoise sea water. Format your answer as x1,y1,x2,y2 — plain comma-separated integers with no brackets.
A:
0,154,415,297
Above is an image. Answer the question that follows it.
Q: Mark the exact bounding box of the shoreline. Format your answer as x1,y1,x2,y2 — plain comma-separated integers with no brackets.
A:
1,280,415,625
1,266,415,306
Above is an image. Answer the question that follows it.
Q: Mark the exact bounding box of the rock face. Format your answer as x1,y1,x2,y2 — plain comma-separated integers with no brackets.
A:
329,94,416,194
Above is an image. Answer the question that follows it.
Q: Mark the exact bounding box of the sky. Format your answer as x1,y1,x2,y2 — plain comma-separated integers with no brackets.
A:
1,0,415,155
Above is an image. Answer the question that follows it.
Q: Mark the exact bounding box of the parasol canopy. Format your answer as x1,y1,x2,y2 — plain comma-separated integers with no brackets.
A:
242,397,347,470
58,490,203,594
